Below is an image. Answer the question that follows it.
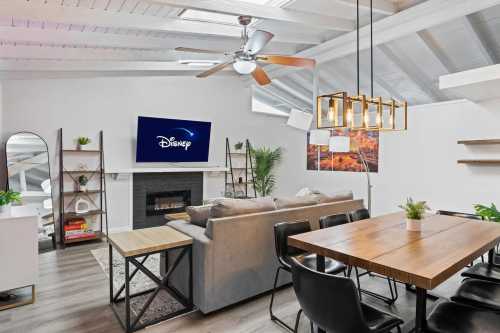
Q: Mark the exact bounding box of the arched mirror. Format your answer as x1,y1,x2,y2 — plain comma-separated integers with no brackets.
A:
6,132,55,250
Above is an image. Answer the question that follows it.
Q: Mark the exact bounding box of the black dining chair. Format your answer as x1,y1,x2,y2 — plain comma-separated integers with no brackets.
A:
462,256,500,284
319,213,350,229
451,278,500,313
290,258,403,333
426,301,500,333
270,221,347,331
349,208,399,305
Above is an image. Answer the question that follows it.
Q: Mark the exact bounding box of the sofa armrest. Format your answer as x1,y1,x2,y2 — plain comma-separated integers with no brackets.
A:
167,220,211,245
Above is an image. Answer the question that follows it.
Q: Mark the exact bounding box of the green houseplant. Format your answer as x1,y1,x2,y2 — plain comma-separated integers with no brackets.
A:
0,190,22,214
474,203,500,222
78,175,89,192
77,137,91,150
399,197,430,231
252,146,282,197
234,142,244,152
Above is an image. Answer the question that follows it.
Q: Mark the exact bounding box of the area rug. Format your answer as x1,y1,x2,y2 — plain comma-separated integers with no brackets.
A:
91,247,185,325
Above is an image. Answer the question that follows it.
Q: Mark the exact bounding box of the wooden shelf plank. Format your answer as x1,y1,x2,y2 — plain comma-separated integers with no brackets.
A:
63,190,103,196
458,139,500,145
63,170,103,174
64,231,103,244
63,210,105,219
458,159,500,164
63,149,101,153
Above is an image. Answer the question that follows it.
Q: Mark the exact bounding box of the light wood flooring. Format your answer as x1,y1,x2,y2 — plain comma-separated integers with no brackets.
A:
0,241,467,333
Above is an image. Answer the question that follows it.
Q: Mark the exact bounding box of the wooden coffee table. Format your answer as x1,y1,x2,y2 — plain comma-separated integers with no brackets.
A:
108,226,194,333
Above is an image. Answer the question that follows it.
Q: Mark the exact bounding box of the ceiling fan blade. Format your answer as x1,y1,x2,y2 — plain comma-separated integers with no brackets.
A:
244,30,274,55
196,61,235,78
257,55,316,69
175,47,226,54
252,65,272,86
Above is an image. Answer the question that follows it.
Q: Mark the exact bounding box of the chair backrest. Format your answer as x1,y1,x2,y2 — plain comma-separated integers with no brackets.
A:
274,221,311,262
291,258,371,333
350,208,370,221
319,214,350,229
436,210,483,220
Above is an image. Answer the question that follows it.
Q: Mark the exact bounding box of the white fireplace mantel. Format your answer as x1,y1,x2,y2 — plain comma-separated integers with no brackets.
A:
107,166,228,179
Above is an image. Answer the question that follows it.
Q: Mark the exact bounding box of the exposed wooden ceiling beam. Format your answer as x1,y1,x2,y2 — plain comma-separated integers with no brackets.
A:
332,0,397,15
265,0,500,79
378,44,447,102
0,1,320,45
462,15,496,66
271,78,312,105
149,0,354,31
416,30,459,73
254,85,308,111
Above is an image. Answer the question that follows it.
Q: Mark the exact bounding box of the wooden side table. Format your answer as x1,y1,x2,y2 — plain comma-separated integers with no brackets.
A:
108,226,194,332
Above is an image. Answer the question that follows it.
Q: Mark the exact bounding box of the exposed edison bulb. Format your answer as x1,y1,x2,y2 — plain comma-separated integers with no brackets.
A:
328,109,334,122
364,113,370,126
346,108,353,122
376,113,382,126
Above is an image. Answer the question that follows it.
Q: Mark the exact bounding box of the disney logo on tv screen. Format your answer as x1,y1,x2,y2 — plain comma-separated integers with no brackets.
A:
156,127,196,151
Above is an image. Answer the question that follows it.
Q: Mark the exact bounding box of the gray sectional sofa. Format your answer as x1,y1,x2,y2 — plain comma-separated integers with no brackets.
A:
162,194,364,314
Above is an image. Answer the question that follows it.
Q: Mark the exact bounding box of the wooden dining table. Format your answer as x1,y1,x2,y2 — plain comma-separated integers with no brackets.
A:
288,212,500,333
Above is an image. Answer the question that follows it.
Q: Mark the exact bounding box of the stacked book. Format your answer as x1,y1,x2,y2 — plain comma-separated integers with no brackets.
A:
64,218,95,240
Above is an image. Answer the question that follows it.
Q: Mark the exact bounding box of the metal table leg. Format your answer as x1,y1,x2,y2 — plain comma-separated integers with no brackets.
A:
414,287,427,333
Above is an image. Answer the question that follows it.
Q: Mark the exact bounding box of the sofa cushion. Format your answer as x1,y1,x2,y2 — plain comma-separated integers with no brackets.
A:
210,197,276,218
314,190,354,204
186,205,213,228
274,195,319,209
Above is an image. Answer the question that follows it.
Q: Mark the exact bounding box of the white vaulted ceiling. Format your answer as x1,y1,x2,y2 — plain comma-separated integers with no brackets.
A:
0,0,499,110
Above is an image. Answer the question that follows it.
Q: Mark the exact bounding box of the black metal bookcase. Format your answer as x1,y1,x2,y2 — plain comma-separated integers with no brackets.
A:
224,138,257,199
58,128,109,246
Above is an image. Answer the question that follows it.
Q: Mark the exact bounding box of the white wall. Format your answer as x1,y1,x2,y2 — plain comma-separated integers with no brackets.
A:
275,98,500,216
2,75,499,233
0,76,292,232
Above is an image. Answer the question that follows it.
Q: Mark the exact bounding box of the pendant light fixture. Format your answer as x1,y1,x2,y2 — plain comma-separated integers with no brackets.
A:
317,0,408,131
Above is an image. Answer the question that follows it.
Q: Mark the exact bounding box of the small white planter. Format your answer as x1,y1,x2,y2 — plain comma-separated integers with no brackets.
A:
79,185,87,192
0,203,12,215
406,218,422,231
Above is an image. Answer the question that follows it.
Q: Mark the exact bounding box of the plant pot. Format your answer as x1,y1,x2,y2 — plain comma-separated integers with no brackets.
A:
406,218,422,231
0,203,12,215
79,185,87,192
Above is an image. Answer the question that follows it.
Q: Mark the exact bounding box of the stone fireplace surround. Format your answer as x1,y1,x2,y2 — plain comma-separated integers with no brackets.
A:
133,172,203,229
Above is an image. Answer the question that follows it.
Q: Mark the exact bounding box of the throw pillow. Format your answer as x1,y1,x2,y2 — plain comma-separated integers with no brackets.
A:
186,205,213,228
210,197,276,218
274,195,319,209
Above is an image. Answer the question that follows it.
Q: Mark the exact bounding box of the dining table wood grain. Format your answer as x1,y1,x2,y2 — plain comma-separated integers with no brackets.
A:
288,212,500,332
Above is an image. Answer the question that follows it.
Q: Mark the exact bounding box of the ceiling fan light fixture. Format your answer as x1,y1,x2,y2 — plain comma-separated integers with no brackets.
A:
233,60,257,74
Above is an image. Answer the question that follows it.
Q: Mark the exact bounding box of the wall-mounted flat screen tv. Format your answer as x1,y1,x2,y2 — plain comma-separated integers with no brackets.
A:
136,116,211,162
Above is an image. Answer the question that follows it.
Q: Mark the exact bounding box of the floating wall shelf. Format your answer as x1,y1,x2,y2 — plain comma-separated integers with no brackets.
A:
457,160,500,165
458,139,500,145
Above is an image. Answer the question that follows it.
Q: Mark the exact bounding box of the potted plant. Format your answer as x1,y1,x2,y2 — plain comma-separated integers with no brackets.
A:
252,146,282,197
76,137,91,150
78,175,89,192
399,198,430,231
474,203,500,222
234,142,244,152
0,190,22,215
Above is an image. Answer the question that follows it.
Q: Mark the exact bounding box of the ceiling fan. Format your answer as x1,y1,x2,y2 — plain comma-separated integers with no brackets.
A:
175,16,316,86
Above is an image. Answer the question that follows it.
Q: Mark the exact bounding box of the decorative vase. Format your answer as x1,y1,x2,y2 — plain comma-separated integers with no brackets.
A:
406,218,422,231
0,203,12,215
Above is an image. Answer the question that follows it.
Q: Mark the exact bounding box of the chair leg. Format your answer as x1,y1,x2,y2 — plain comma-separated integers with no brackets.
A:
310,320,314,333
269,267,294,331
396,325,402,333
354,267,362,300
293,309,303,333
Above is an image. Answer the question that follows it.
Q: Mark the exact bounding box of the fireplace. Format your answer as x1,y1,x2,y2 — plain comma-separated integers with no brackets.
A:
133,172,202,229
146,190,191,216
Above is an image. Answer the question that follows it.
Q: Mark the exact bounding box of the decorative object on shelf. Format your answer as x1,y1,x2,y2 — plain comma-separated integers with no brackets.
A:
234,142,244,152
316,1,407,131
74,199,91,214
77,175,88,192
76,137,91,150
225,138,257,199
474,203,500,222
59,128,109,246
252,146,282,197
5,132,56,249
0,190,21,215
176,15,315,86
399,198,430,231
